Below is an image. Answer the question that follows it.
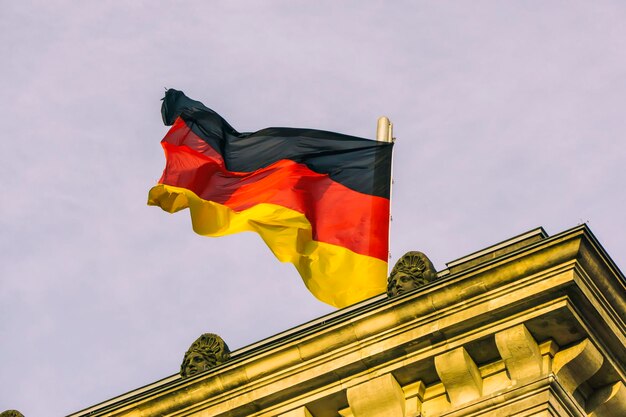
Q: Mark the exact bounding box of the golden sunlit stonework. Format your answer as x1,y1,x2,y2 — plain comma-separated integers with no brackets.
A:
69,225,625,417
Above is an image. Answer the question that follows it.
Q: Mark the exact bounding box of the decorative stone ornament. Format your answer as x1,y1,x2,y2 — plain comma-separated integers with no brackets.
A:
387,251,437,297
0,411,25,417
63,227,626,417
180,333,230,378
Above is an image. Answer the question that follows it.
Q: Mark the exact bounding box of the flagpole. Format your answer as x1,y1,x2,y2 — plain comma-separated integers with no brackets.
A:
376,116,394,275
376,116,393,144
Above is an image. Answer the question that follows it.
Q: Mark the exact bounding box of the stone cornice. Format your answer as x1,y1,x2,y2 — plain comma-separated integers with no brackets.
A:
68,225,626,417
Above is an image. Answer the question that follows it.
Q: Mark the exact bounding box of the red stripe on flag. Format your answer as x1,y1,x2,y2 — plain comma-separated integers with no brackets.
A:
161,117,224,164
159,141,389,262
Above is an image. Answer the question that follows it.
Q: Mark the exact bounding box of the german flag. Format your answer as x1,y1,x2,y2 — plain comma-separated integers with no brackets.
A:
148,89,393,308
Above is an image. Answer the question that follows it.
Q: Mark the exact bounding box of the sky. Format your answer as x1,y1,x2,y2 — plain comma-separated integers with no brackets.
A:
1,1,625,416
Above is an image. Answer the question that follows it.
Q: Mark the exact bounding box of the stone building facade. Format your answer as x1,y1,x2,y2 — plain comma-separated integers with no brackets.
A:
69,225,625,417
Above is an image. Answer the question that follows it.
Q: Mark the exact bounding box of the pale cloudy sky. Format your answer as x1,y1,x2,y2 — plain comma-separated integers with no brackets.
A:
1,1,625,416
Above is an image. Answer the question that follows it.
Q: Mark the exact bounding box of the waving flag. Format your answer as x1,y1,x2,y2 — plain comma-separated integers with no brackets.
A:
148,89,393,308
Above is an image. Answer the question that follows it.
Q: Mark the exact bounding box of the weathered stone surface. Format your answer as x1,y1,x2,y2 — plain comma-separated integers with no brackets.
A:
387,251,437,297
66,226,626,417
180,333,230,378
552,338,603,394
347,373,405,417
0,411,25,417
277,406,313,417
495,323,543,382
434,347,483,406
402,380,425,417
587,381,626,417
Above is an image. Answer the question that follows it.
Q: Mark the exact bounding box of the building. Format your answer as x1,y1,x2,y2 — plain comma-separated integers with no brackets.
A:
69,225,625,417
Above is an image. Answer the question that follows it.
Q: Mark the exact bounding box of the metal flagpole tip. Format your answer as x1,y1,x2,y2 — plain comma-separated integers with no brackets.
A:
376,116,393,143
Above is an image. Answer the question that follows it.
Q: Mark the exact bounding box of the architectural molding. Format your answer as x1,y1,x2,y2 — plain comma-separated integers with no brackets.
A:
495,323,543,382
68,226,626,417
346,374,405,417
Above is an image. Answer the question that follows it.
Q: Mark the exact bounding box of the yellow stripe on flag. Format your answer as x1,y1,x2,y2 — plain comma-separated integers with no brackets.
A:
148,184,387,308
